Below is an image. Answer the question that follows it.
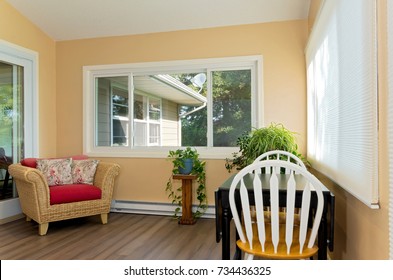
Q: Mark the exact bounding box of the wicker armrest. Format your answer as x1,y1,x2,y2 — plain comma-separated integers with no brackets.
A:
93,162,120,200
8,163,50,196
8,163,51,216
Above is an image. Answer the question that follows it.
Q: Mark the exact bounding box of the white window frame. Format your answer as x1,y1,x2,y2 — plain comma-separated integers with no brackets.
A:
83,56,263,159
0,40,39,219
0,40,39,158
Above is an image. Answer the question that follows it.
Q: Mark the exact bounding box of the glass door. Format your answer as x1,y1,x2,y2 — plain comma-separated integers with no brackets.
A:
0,61,24,200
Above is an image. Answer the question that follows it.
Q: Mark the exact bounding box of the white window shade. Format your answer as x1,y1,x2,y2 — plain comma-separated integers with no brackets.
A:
306,0,378,208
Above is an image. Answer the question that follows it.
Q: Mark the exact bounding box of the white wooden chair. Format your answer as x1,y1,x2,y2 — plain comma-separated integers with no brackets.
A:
252,150,307,222
253,150,306,174
229,160,325,260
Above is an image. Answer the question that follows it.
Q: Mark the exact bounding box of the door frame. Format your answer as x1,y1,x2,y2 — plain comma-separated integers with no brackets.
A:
0,40,39,220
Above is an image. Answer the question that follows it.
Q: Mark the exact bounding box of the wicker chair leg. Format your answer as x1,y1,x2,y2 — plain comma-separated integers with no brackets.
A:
39,223,49,236
100,213,108,224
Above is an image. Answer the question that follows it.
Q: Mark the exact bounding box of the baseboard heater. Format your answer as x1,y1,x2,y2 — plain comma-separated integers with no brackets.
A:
110,200,216,219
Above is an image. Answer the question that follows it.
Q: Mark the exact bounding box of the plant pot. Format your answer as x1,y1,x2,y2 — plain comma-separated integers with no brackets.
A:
178,158,193,174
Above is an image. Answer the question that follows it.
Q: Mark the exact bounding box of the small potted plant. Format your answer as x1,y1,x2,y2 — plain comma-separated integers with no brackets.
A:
167,147,197,175
165,147,207,219
225,123,308,172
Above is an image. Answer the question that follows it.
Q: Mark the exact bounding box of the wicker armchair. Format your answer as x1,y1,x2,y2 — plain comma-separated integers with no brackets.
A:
8,161,120,235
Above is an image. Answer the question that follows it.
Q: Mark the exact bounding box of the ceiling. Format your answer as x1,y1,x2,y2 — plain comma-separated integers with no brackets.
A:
6,0,311,41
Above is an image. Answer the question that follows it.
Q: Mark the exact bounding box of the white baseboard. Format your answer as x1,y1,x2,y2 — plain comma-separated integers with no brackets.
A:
110,200,215,219
0,198,22,221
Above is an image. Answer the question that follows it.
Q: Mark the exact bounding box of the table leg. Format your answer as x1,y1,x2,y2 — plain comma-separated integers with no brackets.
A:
318,210,327,260
233,239,242,260
215,191,222,243
222,207,231,259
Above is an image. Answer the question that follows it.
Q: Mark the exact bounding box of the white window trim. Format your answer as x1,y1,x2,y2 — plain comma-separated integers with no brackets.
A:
0,40,39,220
83,55,263,159
0,40,39,158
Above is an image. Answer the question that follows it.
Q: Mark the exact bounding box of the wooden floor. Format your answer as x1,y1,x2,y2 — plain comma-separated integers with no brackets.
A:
0,213,235,260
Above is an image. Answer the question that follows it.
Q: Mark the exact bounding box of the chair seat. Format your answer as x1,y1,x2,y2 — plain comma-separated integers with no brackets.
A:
50,184,102,205
236,223,318,260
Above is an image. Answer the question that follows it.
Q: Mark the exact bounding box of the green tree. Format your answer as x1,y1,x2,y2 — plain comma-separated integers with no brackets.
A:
178,70,251,147
0,85,13,125
212,70,251,147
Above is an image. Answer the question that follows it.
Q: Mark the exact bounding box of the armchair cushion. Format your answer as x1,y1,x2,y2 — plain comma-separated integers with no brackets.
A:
36,158,73,186
71,159,99,185
50,184,102,205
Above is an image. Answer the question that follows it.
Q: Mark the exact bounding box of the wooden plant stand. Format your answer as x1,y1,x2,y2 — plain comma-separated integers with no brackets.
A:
172,174,198,225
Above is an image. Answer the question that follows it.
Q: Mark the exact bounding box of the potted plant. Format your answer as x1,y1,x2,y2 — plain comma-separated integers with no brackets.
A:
165,147,208,219
167,146,197,175
225,123,308,172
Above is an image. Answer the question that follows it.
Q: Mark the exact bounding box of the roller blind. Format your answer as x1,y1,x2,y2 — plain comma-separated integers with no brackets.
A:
306,0,378,208
388,0,393,260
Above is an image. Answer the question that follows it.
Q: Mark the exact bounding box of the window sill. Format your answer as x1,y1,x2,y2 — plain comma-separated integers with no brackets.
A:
84,147,239,160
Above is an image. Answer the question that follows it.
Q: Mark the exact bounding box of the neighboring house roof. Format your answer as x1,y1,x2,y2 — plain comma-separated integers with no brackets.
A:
134,75,206,106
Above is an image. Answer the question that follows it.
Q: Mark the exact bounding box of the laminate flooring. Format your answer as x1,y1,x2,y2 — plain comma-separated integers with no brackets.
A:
0,213,235,260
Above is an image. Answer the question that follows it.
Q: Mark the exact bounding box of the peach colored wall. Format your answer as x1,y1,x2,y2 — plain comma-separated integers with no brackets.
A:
0,0,57,157
55,21,308,205
375,0,390,260
307,0,390,259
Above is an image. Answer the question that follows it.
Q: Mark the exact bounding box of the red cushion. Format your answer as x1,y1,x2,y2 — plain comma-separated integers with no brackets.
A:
49,184,102,205
20,158,39,168
21,155,89,169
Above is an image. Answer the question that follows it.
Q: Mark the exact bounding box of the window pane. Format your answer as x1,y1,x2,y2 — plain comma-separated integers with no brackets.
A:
113,119,128,146
149,97,161,121
0,61,24,200
92,67,253,149
162,72,207,146
96,76,129,147
212,70,251,147
134,73,205,147
113,92,128,118
181,106,207,146
149,123,160,145
134,94,146,120
134,121,147,146
133,93,162,146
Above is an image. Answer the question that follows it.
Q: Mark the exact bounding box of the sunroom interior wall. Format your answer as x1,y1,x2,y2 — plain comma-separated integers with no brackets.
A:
56,21,309,206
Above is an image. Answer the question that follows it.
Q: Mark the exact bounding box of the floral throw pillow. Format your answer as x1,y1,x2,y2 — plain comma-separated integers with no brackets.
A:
71,159,99,185
36,158,73,186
